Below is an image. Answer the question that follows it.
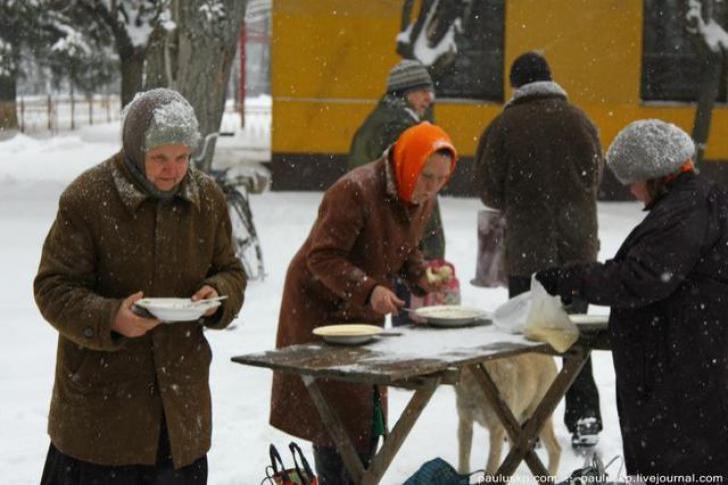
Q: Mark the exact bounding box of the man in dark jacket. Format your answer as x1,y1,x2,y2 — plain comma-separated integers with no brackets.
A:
349,59,444,325
475,52,604,448
34,88,246,485
536,119,728,477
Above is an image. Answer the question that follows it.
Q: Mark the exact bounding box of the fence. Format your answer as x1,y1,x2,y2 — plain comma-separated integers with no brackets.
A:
16,94,122,134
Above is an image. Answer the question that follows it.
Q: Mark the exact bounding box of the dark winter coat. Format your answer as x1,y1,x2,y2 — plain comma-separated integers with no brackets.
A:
34,153,246,468
269,156,433,451
349,94,444,259
475,81,603,276
557,173,728,475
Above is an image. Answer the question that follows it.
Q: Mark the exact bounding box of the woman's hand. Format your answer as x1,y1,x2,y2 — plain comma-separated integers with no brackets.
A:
192,285,220,316
369,285,405,315
112,291,160,337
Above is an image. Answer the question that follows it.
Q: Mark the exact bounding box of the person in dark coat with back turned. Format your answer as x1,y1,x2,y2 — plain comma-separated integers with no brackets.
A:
536,119,728,478
34,88,246,485
475,51,604,448
271,123,458,484
349,60,445,326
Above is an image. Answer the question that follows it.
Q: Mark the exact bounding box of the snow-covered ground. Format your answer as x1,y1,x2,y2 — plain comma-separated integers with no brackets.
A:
0,124,643,484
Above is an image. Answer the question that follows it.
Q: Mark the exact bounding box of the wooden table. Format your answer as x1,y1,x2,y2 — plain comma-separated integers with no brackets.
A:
231,321,609,484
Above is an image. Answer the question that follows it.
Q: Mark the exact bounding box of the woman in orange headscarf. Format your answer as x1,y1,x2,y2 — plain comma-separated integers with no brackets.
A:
269,122,457,483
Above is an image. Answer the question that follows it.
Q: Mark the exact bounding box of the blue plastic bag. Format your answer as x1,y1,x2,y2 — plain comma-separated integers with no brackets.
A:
403,458,471,485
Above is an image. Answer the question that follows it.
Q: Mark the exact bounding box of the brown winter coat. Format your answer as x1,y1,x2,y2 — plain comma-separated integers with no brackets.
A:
475,82,603,276
34,153,246,468
270,156,433,450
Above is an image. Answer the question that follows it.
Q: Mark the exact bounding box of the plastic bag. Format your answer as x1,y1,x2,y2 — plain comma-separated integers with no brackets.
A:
262,443,318,485
470,208,507,288
492,290,532,334
403,457,472,485
523,274,579,353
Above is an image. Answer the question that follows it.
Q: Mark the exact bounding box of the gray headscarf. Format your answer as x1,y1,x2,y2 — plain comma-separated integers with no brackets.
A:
121,88,201,200
606,119,695,185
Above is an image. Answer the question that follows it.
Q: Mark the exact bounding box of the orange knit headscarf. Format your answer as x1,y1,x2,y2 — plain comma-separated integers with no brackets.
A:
391,122,458,203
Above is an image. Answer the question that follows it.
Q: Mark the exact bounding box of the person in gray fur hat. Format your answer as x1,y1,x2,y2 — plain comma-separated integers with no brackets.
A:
348,59,446,327
536,119,728,477
35,88,246,485
475,51,605,448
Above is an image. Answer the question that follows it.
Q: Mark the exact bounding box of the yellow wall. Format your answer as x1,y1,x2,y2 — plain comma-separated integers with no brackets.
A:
272,0,728,159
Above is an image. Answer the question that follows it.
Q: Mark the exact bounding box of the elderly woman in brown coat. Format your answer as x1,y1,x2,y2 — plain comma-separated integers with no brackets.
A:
270,122,458,484
34,88,246,485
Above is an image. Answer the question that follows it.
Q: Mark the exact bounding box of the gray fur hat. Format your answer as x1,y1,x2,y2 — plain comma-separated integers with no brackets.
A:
606,119,695,185
122,88,201,170
386,59,433,94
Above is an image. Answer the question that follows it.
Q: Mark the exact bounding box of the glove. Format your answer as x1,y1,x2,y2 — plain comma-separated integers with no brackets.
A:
534,267,563,296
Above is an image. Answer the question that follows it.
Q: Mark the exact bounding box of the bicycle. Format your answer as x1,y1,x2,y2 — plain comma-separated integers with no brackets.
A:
193,133,267,281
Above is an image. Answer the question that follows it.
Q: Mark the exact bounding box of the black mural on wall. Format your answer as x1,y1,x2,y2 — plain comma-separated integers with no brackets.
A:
396,0,505,102
642,0,728,102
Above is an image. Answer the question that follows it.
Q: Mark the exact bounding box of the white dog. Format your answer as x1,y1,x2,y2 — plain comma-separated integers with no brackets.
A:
455,353,561,475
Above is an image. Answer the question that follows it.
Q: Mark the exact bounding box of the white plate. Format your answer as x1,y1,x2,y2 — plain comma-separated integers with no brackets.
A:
413,305,489,327
570,314,609,328
134,298,221,322
313,324,383,345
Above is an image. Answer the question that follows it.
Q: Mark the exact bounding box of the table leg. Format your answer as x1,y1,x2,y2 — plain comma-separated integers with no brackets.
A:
496,346,591,477
469,363,549,478
302,375,441,485
361,378,441,485
302,375,366,483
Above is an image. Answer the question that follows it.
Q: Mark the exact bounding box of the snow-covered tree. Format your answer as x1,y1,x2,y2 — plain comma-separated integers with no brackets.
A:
0,0,121,131
143,0,247,171
0,0,46,130
57,0,171,106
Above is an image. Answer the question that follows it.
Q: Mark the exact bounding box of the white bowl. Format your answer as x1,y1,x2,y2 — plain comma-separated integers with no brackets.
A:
134,298,221,322
569,314,609,328
413,305,489,327
312,324,383,345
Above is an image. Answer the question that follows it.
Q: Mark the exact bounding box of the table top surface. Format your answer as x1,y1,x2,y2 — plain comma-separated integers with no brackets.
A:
231,319,609,385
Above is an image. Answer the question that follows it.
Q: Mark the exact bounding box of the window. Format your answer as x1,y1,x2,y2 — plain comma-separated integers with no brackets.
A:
396,0,505,102
642,0,728,102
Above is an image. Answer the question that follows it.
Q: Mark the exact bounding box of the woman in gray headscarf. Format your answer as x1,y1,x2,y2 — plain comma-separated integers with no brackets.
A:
536,119,728,477
35,88,246,485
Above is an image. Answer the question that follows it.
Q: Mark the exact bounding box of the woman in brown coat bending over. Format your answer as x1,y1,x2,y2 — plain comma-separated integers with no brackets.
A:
269,122,458,484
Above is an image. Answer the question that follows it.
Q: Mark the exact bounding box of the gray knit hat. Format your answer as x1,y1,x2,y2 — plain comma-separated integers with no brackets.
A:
122,88,201,169
386,59,433,94
606,119,695,185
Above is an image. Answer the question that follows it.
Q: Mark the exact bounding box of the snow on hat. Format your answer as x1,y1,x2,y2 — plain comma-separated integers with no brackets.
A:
509,52,552,88
122,88,201,169
391,122,457,203
386,59,433,94
606,119,695,185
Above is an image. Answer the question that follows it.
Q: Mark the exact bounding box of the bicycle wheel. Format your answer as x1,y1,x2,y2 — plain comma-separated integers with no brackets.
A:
227,190,266,281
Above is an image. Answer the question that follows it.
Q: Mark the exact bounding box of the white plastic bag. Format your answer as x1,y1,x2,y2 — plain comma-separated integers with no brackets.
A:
523,274,579,353
471,208,507,288
493,290,532,334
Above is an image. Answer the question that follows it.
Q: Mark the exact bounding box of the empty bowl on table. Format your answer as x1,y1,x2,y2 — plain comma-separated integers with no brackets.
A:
569,314,609,329
312,324,383,345
412,305,489,327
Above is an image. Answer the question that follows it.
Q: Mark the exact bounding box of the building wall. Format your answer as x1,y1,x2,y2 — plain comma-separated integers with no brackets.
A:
270,0,728,197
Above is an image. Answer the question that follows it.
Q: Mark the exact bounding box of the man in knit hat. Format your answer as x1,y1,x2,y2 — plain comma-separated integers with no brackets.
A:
535,119,728,477
348,59,435,170
475,51,605,448
348,59,445,326
272,122,457,483
35,88,246,484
